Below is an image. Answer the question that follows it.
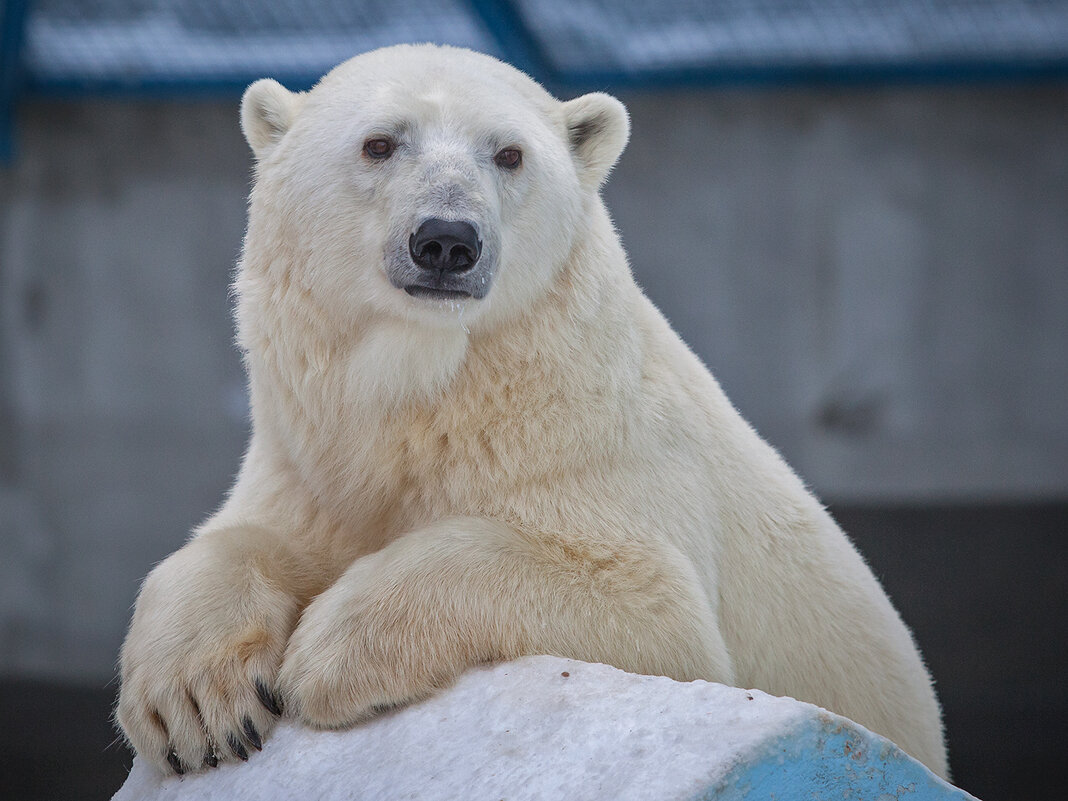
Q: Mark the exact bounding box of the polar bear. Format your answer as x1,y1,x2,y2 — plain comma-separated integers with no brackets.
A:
116,44,948,778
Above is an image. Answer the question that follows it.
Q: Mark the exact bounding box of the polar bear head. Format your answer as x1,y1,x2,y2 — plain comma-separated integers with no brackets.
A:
238,44,629,335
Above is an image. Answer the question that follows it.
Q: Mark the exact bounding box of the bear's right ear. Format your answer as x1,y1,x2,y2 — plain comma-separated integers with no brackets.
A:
241,79,305,160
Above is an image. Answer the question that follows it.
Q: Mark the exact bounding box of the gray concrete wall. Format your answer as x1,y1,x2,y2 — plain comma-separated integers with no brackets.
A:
608,86,1068,501
1,84,1066,681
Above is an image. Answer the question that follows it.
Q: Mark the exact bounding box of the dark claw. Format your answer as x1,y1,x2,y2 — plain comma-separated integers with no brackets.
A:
166,750,185,775
227,732,249,761
204,749,218,769
255,679,283,716
243,716,263,751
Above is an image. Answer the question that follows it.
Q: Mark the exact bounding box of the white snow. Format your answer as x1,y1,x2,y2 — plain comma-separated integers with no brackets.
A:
111,655,967,801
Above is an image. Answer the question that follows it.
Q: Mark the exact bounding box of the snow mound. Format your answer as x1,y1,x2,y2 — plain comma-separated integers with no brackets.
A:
112,655,975,800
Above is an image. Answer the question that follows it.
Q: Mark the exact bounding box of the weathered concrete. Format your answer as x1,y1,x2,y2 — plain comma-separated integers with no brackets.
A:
1,101,251,680
606,86,1068,501
1,85,1066,681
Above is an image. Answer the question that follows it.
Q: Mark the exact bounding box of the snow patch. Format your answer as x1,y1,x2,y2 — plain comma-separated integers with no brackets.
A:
112,655,973,801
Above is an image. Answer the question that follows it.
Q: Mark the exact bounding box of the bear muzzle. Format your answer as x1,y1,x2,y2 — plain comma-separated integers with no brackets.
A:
403,218,488,301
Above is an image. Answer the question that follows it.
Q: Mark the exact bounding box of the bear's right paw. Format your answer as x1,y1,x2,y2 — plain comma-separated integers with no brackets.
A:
115,546,297,775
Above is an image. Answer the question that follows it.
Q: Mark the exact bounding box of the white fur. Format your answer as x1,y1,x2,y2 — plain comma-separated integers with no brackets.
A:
117,45,948,778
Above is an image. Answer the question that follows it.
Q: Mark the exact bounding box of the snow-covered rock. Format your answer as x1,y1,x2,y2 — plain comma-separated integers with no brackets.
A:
112,656,975,800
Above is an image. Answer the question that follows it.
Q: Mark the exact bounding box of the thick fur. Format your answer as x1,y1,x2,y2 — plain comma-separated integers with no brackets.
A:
116,45,948,778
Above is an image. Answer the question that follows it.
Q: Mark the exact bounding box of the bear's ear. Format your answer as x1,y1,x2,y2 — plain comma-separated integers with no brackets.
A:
560,92,630,188
241,79,305,160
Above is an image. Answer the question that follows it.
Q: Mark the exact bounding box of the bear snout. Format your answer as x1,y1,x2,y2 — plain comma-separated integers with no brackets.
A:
409,218,482,276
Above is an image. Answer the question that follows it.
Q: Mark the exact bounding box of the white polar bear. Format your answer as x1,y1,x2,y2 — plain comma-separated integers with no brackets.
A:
116,44,948,779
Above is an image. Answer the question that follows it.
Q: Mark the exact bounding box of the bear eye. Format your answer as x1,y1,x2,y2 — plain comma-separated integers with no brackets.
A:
494,147,522,170
363,137,395,160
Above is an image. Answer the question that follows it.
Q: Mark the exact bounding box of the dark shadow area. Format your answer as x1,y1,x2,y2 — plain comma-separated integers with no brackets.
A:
834,502,1068,801
0,678,131,801
0,503,1063,801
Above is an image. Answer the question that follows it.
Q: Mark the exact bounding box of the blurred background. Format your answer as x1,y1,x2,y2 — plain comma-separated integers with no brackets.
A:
0,1,1065,799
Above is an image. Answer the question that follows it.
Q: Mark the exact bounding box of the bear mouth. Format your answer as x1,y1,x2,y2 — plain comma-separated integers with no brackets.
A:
404,285,473,301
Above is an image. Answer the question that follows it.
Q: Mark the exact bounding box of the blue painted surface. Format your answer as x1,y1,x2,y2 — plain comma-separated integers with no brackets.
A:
467,0,553,81
556,58,1068,93
699,715,977,801
0,0,30,162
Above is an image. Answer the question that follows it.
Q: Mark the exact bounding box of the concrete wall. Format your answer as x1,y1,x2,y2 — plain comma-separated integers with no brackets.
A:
1,84,1066,681
609,86,1068,501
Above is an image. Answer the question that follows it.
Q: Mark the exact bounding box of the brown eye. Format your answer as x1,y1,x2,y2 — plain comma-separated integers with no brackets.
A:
364,137,395,160
495,147,522,170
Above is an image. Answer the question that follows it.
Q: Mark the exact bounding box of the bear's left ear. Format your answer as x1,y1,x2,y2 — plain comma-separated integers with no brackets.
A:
241,78,306,160
560,93,630,188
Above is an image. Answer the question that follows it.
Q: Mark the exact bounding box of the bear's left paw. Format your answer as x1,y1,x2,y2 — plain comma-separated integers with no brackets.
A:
275,576,450,729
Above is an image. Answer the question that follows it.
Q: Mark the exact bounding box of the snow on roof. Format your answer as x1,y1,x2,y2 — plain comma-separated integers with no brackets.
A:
518,0,1068,75
22,0,1068,89
23,0,497,87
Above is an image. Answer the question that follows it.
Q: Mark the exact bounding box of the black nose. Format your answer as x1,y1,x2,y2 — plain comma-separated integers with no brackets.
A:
409,218,482,275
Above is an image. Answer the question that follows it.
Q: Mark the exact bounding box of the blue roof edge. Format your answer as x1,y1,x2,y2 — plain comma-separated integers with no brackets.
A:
20,56,1068,99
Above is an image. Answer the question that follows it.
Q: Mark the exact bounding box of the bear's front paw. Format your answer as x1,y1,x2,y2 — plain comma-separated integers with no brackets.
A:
276,572,451,729
116,545,297,774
